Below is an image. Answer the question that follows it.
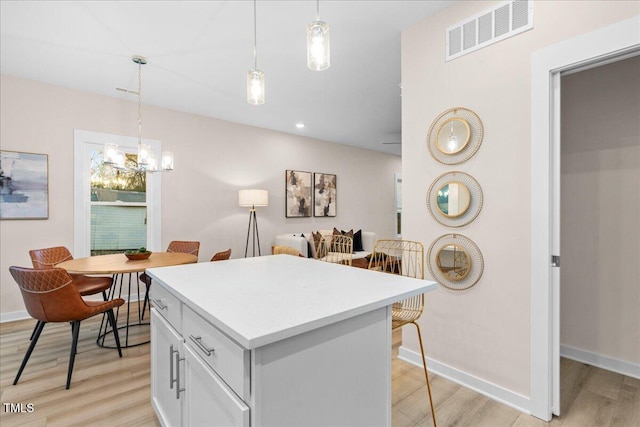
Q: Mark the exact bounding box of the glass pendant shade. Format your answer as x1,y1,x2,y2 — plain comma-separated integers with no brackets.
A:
137,143,152,166
247,69,265,105
307,20,330,71
146,152,158,171
161,151,174,171
104,143,119,165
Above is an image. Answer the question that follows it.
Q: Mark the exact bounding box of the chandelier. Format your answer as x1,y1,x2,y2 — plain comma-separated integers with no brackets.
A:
104,55,174,172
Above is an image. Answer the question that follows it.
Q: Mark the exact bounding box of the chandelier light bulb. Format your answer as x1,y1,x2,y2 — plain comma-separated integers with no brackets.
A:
161,151,174,171
247,69,265,105
307,20,330,70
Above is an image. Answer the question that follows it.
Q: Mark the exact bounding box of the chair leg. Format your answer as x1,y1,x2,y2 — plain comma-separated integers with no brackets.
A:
14,321,45,385
413,321,437,427
141,282,151,320
29,320,42,341
107,309,123,357
66,321,81,389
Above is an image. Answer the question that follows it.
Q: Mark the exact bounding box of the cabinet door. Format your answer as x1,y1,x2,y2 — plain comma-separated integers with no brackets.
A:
151,309,183,427
182,343,250,427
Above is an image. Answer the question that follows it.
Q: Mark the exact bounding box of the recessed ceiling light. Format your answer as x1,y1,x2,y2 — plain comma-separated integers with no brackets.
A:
295,123,305,129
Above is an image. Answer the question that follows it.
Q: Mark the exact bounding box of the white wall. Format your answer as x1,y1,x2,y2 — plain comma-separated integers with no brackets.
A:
0,74,400,319
560,56,640,365
401,0,638,403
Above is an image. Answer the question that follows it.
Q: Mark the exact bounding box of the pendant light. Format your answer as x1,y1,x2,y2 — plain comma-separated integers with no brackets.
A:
307,0,330,71
247,0,265,105
104,56,174,172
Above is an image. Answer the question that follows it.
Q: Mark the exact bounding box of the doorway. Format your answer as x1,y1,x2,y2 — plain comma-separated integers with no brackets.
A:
559,54,640,414
530,16,640,421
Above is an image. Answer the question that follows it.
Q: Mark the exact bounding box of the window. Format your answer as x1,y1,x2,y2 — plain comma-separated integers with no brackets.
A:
74,130,162,257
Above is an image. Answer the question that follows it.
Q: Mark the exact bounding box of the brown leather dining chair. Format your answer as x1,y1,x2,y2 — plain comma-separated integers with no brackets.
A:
29,246,113,299
9,266,125,389
29,246,113,340
210,248,232,261
140,240,200,317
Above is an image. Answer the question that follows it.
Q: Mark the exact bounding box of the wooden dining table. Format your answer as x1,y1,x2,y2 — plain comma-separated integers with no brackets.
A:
56,252,198,348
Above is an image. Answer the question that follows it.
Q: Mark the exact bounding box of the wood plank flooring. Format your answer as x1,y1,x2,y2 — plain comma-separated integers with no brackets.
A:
1,305,638,426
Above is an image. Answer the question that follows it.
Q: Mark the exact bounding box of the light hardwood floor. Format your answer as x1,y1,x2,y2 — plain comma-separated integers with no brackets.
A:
1,305,638,426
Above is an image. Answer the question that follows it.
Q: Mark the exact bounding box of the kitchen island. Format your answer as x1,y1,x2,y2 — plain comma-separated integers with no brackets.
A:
147,255,437,427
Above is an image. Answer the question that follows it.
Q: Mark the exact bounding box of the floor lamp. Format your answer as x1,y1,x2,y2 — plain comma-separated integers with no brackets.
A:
239,189,268,257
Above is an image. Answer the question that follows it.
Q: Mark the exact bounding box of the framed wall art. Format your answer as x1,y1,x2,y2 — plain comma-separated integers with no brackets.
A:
285,170,312,217
0,150,49,220
314,172,336,217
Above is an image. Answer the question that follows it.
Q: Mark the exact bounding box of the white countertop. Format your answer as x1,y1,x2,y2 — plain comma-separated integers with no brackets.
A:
147,255,437,349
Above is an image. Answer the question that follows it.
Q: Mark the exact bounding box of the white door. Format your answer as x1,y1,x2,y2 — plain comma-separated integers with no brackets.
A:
182,343,250,427
151,309,183,427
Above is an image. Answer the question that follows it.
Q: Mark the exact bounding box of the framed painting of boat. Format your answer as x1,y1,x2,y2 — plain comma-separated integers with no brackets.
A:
0,150,49,220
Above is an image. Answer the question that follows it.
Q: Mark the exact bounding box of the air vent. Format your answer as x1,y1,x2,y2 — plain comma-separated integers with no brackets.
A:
446,0,533,61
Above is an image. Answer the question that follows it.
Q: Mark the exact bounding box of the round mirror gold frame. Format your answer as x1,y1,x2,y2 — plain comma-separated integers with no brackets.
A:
436,244,471,281
427,107,483,165
427,171,483,228
435,117,471,155
428,234,483,291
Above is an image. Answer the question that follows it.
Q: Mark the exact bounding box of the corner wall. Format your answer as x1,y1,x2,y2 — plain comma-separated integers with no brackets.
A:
0,74,400,319
401,0,638,405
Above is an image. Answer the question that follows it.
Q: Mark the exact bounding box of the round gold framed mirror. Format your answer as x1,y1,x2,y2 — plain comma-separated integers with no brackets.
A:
435,118,470,154
427,172,483,228
428,234,483,291
436,244,471,281
427,107,483,165
436,181,471,218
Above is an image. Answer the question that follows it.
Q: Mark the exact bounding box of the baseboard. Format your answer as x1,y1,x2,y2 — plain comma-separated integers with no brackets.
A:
398,346,531,415
0,310,31,324
560,345,640,379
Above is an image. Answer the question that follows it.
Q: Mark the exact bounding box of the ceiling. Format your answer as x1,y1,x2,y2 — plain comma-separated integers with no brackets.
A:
0,1,454,156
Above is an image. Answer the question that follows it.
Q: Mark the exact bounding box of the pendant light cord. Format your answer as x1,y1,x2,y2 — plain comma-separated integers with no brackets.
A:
253,0,258,69
316,0,320,20
137,61,142,146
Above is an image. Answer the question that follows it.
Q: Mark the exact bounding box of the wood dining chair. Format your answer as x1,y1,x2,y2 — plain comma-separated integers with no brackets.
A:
140,240,200,318
368,239,437,427
9,266,125,389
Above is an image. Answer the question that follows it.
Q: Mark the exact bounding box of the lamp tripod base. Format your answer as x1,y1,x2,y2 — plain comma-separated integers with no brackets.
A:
244,207,261,257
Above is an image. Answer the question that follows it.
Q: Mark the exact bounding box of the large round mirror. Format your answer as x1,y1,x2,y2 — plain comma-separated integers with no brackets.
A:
435,118,471,154
436,244,471,281
436,181,471,217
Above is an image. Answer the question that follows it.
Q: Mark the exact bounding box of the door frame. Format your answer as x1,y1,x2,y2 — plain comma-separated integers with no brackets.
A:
529,15,640,421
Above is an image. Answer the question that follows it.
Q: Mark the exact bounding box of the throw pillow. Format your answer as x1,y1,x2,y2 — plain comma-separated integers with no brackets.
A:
311,231,323,258
300,233,313,258
353,229,364,252
333,228,354,253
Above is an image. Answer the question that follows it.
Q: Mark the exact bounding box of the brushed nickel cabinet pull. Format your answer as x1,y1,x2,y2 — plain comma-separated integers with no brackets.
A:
189,335,215,356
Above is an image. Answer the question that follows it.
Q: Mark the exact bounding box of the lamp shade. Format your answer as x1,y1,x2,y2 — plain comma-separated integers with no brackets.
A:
239,189,268,207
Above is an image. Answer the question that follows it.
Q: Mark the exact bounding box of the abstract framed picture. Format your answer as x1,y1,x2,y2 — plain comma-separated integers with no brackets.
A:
0,150,49,220
314,172,336,217
285,170,312,217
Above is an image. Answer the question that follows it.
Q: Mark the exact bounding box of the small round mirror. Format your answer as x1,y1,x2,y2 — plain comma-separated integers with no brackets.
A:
435,118,471,154
436,244,471,281
436,181,471,218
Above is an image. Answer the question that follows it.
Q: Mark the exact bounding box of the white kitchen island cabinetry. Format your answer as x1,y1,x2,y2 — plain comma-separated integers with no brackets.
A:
148,256,437,427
